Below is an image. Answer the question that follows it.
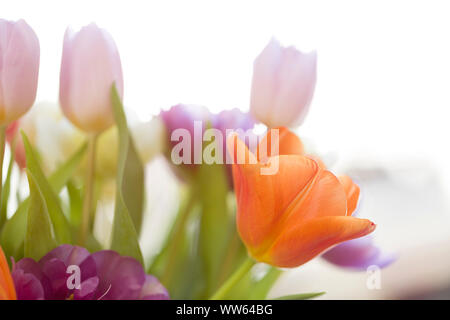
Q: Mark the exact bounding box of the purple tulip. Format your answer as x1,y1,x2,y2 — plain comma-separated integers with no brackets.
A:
251,38,316,128
160,104,210,168
160,104,255,184
212,108,256,157
11,245,169,300
321,235,396,270
0,19,40,126
59,23,123,133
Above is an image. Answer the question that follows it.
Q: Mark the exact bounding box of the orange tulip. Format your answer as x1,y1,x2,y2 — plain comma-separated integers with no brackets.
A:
0,246,16,300
227,127,375,267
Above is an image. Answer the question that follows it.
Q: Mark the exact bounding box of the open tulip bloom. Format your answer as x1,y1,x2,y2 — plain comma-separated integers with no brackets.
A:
0,19,395,301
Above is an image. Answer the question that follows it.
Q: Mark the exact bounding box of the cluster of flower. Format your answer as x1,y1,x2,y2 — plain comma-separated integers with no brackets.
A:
0,19,393,300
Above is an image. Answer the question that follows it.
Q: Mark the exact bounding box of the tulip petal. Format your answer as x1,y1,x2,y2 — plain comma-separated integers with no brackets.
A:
60,23,123,133
0,246,16,300
12,257,49,299
228,134,322,254
322,236,396,270
91,250,146,300
10,268,44,300
0,19,39,125
338,175,360,216
139,275,170,300
250,39,281,127
273,49,316,127
267,216,376,267
257,127,304,162
283,169,348,224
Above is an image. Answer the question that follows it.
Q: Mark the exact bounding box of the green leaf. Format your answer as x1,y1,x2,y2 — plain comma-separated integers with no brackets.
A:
66,180,82,227
109,84,143,264
250,267,283,299
24,171,57,260
147,189,204,299
0,200,29,260
21,132,71,244
0,150,14,229
48,143,87,191
197,161,232,296
274,292,325,300
226,265,282,300
122,134,145,234
0,143,86,260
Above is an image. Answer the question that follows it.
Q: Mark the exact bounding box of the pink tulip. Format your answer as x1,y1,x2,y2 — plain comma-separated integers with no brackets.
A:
0,19,40,126
59,23,123,133
250,38,317,128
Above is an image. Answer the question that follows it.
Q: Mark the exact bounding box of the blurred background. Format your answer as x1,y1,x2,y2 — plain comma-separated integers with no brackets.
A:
1,0,450,299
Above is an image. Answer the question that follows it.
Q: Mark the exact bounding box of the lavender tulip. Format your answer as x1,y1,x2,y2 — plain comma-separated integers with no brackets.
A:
251,38,316,128
0,19,39,125
322,235,396,270
59,23,123,133
160,104,255,184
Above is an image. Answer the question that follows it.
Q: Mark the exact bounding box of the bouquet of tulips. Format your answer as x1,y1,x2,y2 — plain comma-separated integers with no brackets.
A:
0,19,394,301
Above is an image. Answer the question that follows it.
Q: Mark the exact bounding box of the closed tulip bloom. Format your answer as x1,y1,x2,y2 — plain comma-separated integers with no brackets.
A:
59,23,123,133
250,38,316,128
0,246,16,300
227,128,375,267
0,19,40,126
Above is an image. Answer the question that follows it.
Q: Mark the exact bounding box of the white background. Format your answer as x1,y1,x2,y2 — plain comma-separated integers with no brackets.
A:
2,0,449,182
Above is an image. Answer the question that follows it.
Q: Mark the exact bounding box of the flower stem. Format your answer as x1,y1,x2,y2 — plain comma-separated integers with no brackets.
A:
79,133,98,246
160,190,197,285
209,257,255,300
0,126,5,224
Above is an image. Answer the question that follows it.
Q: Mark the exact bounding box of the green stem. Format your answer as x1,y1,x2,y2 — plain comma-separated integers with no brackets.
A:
0,126,5,225
216,231,241,287
160,190,196,285
210,257,255,300
79,134,98,246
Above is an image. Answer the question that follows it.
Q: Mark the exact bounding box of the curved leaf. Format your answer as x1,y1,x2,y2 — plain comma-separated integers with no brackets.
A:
66,180,82,228
123,136,145,234
21,132,72,244
0,151,14,229
110,84,143,264
24,171,57,260
0,143,86,260
274,292,325,300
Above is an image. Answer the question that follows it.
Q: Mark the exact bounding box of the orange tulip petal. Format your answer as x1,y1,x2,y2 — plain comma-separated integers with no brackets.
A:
338,175,360,216
283,169,348,225
0,247,16,300
257,127,304,162
305,154,326,169
228,134,320,253
266,216,376,267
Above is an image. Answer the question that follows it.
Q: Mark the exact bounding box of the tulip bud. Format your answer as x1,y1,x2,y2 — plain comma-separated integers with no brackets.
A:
250,38,316,128
0,19,40,126
59,23,123,133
